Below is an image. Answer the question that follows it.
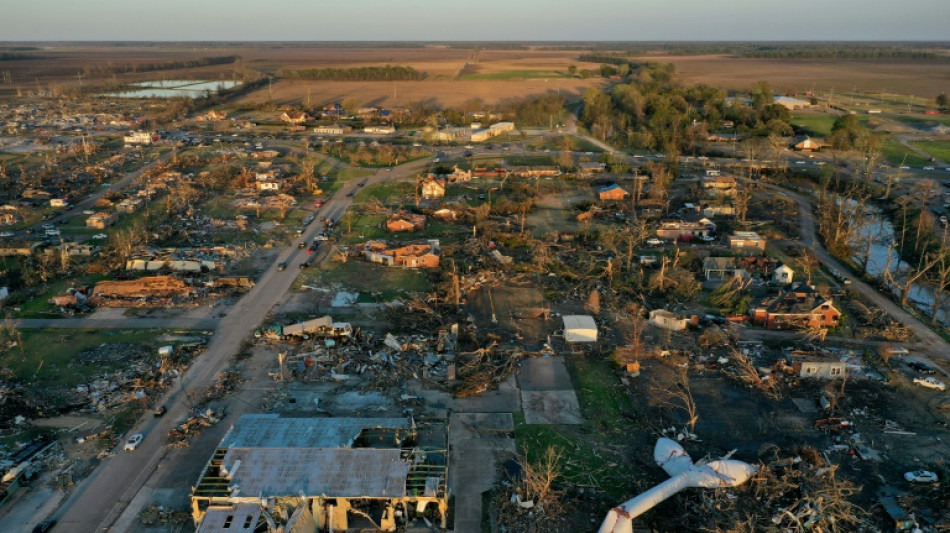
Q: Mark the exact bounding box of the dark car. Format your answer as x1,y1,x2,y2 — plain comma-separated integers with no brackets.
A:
298,242,306,248
33,520,57,533
346,190,355,197
276,262,287,271
299,261,311,269
908,361,936,374
153,405,166,417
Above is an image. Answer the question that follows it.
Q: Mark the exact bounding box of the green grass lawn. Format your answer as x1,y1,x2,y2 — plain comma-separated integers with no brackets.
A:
513,355,636,501
881,138,931,167
457,70,567,81
15,274,109,318
353,180,415,204
790,113,836,137
911,140,950,164
0,329,161,386
295,259,430,296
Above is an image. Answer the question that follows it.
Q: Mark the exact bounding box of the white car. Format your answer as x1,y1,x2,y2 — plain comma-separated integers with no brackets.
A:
92,233,108,240
904,470,939,483
83,209,95,215
124,433,143,451
0,231,14,238
646,238,664,246
700,235,717,242
913,376,947,391
45,229,61,237
923,166,935,171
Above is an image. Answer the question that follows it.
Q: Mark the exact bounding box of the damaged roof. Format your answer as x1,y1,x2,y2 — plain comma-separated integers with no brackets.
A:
222,447,409,498
197,503,262,533
219,414,410,449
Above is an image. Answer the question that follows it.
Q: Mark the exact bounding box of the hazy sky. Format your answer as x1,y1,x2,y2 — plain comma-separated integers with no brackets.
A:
2,0,948,41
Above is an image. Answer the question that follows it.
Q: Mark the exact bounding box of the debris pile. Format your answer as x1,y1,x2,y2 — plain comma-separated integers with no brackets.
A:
138,503,190,526
91,275,196,307
201,370,243,404
167,408,224,448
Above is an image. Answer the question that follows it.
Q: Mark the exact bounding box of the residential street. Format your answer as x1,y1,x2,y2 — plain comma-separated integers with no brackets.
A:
752,178,950,375
46,156,430,532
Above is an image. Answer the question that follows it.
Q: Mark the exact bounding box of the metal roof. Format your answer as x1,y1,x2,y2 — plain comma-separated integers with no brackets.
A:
219,414,410,449
222,447,409,498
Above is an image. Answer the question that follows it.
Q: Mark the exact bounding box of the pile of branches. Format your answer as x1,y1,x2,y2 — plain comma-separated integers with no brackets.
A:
453,343,526,397
492,447,570,533
721,349,785,401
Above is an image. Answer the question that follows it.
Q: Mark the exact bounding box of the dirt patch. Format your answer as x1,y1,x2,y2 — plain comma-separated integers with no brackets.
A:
467,284,552,346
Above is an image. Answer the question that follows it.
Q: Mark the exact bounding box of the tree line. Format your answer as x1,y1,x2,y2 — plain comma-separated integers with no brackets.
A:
741,46,946,60
81,55,240,77
280,65,426,81
579,63,794,152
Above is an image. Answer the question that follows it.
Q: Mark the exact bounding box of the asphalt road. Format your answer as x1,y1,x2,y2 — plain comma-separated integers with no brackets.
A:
51,156,430,532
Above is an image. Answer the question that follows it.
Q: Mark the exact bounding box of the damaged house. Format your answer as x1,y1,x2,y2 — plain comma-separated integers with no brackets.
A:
386,213,427,233
190,414,449,533
751,282,841,330
656,218,716,240
363,240,440,268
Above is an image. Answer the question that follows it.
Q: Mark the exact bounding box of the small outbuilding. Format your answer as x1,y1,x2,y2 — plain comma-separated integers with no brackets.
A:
773,264,794,284
562,315,598,343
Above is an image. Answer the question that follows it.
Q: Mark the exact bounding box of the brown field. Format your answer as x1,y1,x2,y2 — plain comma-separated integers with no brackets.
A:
2,45,948,104
644,54,950,98
239,78,603,108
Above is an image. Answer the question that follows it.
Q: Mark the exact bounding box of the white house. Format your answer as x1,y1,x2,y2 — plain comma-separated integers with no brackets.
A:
773,264,794,284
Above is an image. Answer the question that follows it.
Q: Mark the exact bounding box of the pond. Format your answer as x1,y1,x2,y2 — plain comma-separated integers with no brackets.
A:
101,80,241,99
852,202,948,325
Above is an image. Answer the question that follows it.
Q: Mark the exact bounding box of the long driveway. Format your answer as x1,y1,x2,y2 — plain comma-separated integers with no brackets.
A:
51,157,431,532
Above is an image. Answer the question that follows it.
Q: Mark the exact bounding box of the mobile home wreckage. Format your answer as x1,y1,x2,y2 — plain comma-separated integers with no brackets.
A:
190,414,448,533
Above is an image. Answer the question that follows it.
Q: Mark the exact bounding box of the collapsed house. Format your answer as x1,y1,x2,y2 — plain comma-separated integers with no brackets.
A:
91,275,195,306
751,282,841,330
190,414,449,533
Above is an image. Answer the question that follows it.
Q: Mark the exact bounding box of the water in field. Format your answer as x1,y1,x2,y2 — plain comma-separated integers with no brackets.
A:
851,202,948,325
102,80,241,99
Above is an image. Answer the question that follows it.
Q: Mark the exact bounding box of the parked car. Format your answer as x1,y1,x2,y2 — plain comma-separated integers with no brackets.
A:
124,433,143,451
276,262,287,271
32,520,57,533
913,376,946,391
153,405,166,417
0,231,14,238
907,361,937,374
700,235,717,242
904,470,939,483
92,233,108,240
45,229,61,237
646,238,664,246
